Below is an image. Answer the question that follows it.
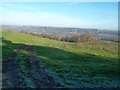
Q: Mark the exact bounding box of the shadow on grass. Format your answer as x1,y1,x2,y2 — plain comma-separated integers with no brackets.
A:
2,37,119,87
2,37,118,75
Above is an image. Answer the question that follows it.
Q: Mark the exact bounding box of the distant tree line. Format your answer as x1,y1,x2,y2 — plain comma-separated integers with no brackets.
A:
24,32,100,43
23,31,118,51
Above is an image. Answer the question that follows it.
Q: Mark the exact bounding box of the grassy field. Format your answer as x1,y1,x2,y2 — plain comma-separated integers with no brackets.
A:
1,30,119,88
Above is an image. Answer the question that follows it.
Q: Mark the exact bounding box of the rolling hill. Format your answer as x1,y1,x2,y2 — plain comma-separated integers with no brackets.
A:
1,30,119,88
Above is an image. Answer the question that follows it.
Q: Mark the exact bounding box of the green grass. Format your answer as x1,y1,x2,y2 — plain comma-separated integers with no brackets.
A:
1,30,119,88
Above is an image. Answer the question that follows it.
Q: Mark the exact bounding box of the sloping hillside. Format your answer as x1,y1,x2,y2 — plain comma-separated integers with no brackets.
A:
2,30,119,88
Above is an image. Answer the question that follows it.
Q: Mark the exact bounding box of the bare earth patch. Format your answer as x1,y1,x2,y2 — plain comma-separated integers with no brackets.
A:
2,45,61,88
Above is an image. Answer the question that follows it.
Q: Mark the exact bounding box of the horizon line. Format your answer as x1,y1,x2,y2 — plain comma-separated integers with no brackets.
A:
1,24,118,31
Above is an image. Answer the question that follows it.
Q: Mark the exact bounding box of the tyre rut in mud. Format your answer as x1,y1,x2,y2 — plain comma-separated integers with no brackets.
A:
2,45,61,88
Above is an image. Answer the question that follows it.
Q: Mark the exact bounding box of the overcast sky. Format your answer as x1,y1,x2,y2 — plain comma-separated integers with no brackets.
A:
0,2,118,30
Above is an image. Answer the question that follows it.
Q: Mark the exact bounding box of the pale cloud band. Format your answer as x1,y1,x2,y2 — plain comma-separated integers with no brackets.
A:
1,11,93,28
1,11,117,30
0,2,118,30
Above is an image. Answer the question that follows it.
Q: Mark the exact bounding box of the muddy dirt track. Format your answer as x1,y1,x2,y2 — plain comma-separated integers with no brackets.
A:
2,45,61,88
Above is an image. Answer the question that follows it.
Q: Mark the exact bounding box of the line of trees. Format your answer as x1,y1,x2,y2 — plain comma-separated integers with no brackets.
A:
23,32,118,51
24,32,100,43
64,32,100,42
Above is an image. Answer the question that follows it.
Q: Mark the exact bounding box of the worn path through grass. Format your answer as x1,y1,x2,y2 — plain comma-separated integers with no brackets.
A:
2,44,61,88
